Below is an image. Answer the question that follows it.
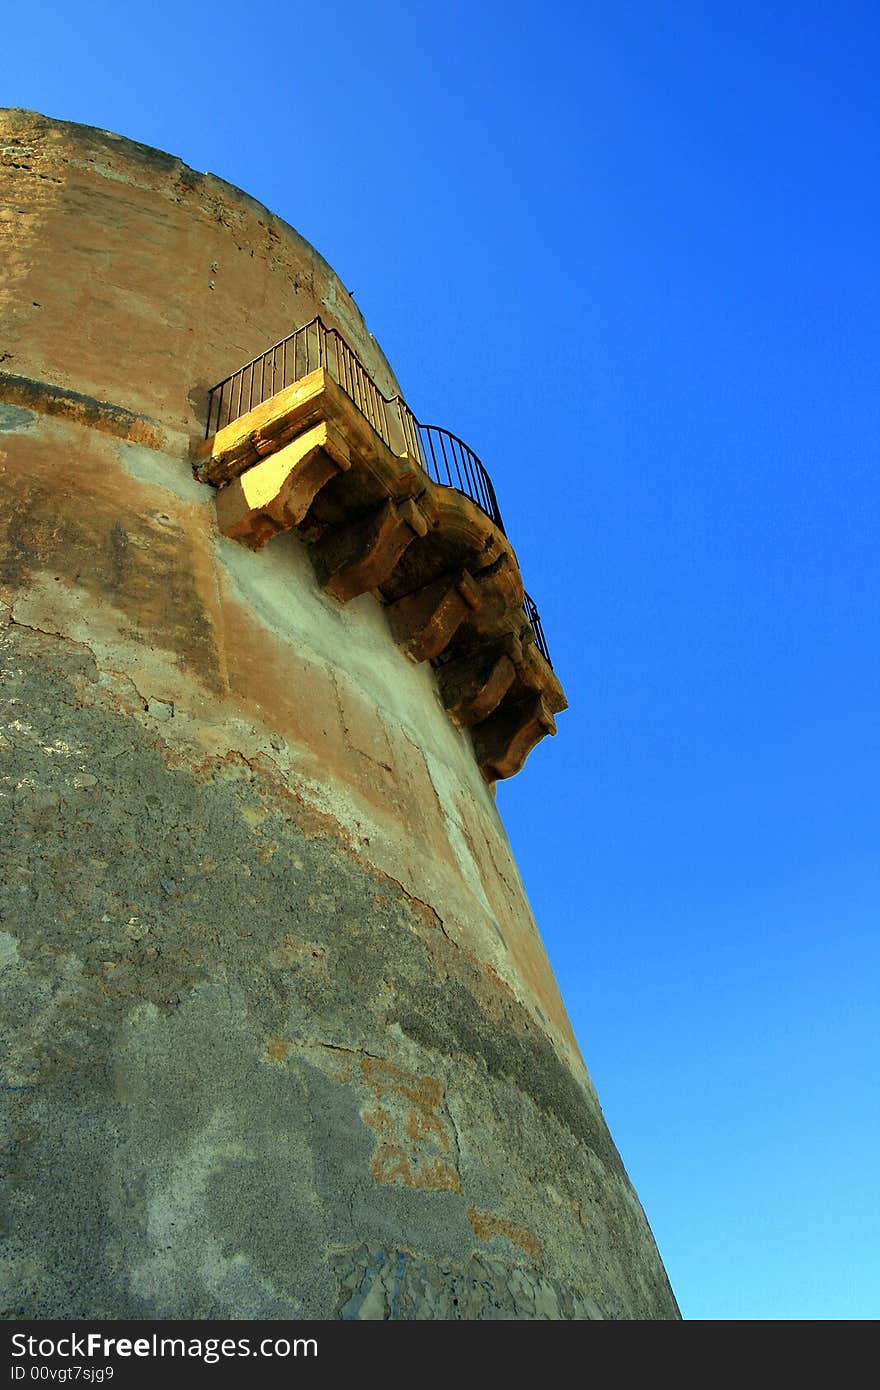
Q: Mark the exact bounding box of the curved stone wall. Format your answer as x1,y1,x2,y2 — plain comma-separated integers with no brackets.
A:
0,109,678,1319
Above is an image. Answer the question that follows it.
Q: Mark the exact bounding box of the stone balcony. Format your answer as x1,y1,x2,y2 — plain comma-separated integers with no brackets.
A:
193,361,566,781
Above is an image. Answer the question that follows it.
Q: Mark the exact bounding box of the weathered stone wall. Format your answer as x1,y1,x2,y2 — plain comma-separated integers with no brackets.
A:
0,110,679,1319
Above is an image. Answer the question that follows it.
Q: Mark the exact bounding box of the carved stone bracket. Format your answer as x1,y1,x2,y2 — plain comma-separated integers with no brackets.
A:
314,497,429,602
437,638,522,727
386,569,481,664
472,693,557,782
215,420,350,549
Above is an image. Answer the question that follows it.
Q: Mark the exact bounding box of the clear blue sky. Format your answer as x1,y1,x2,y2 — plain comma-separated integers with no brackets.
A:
6,0,878,1320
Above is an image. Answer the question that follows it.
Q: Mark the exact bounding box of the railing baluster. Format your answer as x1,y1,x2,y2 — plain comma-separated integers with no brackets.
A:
465,450,477,503
439,432,452,487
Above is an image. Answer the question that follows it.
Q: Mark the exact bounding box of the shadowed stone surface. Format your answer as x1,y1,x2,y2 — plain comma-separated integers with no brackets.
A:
0,616,677,1319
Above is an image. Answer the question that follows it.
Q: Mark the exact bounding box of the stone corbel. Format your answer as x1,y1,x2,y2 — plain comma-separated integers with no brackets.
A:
515,634,568,716
314,497,430,602
457,552,524,638
215,419,350,549
386,569,481,664
437,635,523,727
472,693,557,782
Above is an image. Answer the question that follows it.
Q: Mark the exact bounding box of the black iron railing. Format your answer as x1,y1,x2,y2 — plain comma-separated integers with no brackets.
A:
523,592,552,667
416,424,503,532
205,317,391,444
206,316,555,668
206,316,504,533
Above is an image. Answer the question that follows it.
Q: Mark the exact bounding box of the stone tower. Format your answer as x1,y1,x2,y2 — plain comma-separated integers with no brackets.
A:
0,110,678,1320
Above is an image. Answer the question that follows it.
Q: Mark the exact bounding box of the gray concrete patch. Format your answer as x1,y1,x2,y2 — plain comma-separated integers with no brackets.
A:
0,619,678,1319
0,404,35,433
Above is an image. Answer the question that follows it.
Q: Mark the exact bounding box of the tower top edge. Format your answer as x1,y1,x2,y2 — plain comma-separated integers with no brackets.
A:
0,107,381,357
0,107,400,403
